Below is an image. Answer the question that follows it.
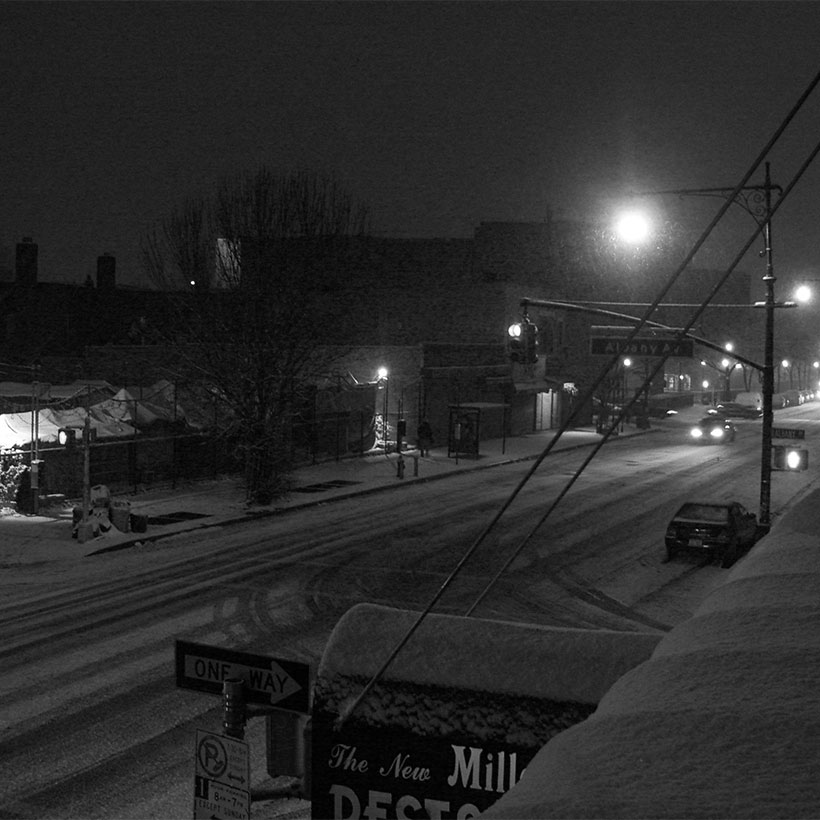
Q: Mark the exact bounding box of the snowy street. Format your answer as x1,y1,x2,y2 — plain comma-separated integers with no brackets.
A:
2,404,819,818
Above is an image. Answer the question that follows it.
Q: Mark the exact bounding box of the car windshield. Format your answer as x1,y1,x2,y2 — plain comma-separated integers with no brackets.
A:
677,503,729,523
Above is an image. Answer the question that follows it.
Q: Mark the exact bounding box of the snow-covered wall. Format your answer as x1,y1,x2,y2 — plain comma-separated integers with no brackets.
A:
481,487,820,819
317,604,662,706
311,605,662,818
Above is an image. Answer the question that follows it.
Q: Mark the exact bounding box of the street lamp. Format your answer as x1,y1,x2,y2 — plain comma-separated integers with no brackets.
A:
614,210,652,245
751,163,792,530
780,359,791,392
721,358,731,399
620,357,632,431
377,367,389,450
703,379,714,406
634,162,790,530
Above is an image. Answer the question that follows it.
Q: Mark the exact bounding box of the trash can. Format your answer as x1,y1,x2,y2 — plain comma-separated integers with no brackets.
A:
130,513,148,533
110,499,131,533
90,484,111,509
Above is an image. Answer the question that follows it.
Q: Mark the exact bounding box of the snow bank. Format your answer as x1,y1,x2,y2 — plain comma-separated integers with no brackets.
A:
311,605,661,818
481,489,820,819
317,604,662,706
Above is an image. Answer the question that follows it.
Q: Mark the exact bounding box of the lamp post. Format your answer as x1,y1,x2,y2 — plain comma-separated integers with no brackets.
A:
377,367,389,451
753,163,782,531
632,162,789,531
703,378,714,406
621,357,632,429
778,359,789,392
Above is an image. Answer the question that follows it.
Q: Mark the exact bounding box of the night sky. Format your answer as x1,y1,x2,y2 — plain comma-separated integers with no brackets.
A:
3,1,820,290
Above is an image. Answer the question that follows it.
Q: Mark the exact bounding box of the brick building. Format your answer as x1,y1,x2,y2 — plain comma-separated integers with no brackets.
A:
0,224,758,459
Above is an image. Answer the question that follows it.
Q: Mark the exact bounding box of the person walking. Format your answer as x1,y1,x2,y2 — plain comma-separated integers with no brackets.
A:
417,419,433,457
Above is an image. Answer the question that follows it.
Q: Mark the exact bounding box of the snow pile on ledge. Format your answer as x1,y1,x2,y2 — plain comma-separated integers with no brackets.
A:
482,489,820,820
316,604,661,711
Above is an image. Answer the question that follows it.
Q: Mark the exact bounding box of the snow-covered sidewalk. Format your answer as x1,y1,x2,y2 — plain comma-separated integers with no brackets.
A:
1,418,660,565
481,484,820,819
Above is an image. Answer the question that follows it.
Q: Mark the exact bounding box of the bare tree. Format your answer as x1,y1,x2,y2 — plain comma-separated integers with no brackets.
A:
143,167,370,503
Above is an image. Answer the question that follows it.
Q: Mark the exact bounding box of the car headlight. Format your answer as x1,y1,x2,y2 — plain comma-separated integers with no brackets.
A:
710,427,724,438
691,428,703,439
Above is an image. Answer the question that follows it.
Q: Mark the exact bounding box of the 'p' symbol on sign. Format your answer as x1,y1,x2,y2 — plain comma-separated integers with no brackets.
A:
197,735,227,778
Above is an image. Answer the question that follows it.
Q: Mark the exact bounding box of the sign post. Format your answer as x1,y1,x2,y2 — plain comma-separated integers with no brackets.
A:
177,641,313,816
175,640,311,714
193,728,251,820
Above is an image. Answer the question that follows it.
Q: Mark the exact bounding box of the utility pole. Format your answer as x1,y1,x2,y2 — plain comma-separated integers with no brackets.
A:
757,163,777,531
633,163,789,531
76,387,94,543
30,361,41,515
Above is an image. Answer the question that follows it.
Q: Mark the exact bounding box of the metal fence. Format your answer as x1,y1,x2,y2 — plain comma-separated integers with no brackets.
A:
34,432,238,497
21,410,381,500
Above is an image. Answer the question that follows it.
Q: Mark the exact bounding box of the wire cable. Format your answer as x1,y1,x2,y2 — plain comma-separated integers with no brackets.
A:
333,68,820,731
467,136,820,615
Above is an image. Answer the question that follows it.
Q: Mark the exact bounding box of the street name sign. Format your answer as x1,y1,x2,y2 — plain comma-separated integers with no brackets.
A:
590,337,694,357
772,427,806,440
175,640,311,714
193,728,250,820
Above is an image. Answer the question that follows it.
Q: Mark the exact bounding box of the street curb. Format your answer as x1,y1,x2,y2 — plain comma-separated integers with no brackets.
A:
85,428,655,557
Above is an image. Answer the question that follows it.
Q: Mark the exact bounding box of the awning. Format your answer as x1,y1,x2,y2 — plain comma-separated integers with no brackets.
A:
512,376,578,394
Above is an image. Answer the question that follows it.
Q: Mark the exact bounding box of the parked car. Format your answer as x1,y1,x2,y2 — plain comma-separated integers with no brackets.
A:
665,501,759,567
712,402,763,419
691,416,736,443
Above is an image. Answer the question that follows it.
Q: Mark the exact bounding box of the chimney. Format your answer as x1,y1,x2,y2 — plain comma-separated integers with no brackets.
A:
15,237,37,287
97,253,116,289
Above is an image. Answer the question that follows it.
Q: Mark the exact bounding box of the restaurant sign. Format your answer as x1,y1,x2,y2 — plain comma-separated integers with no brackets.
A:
311,722,540,819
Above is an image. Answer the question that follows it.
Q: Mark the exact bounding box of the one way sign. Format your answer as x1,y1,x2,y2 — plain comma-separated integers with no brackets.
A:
175,640,311,714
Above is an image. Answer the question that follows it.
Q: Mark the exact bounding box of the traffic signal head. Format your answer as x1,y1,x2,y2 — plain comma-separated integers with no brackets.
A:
521,321,538,363
773,444,809,471
507,320,538,363
507,322,525,362
57,427,77,449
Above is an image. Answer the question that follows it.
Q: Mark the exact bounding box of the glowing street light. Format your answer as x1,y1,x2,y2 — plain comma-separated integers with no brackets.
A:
377,367,389,450
614,210,651,244
628,162,788,529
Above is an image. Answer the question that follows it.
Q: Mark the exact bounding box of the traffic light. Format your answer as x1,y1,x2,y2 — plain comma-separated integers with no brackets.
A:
57,427,77,449
57,425,97,448
522,321,538,363
773,445,809,471
507,322,525,362
507,320,538,363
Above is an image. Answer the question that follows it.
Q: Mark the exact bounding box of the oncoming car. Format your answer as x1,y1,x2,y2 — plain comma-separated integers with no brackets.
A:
665,501,759,567
691,415,736,443
711,402,763,420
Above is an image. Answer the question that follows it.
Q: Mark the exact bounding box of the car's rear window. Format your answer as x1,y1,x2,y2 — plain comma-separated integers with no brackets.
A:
677,504,729,522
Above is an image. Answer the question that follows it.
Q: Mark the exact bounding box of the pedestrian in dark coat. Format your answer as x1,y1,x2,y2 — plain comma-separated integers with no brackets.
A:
417,420,433,457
